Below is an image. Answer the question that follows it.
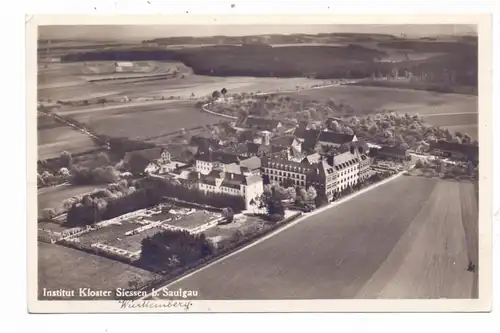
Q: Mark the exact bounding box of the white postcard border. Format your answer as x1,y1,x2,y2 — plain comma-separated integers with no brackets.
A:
27,13,493,313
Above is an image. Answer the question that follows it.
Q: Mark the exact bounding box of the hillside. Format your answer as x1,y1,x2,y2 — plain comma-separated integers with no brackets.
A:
54,33,477,90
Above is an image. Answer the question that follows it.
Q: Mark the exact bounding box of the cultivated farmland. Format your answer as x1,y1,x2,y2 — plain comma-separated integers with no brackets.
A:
38,242,159,300
38,61,327,141
39,61,325,102
152,176,478,300
60,100,222,140
37,113,99,160
38,184,98,215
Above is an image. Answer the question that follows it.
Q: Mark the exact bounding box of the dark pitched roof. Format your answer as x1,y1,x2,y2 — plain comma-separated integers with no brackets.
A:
237,128,260,142
378,145,408,157
317,131,355,144
199,170,262,189
301,129,321,151
197,150,240,164
270,135,296,147
189,135,221,151
164,144,196,164
430,140,478,157
261,156,315,174
302,153,322,165
293,125,307,139
221,174,246,189
239,156,261,170
332,151,360,171
246,142,271,156
123,147,164,164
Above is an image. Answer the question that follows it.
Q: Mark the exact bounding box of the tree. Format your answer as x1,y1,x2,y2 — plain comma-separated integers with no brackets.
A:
126,153,150,176
62,198,76,211
42,208,56,220
306,186,317,202
462,133,472,144
58,167,70,178
221,87,227,98
271,185,287,201
315,194,328,207
140,230,214,272
222,207,235,223
99,166,120,183
37,173,45,186
343,126,354,135
415,159,424,169
60,151,72,168
212,90,221,102
284,187,296,201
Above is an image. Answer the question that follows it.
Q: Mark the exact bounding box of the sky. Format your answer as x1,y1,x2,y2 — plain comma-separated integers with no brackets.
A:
39,24,477,41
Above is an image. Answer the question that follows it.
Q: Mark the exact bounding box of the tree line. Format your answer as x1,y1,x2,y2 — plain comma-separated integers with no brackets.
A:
65,177,245,227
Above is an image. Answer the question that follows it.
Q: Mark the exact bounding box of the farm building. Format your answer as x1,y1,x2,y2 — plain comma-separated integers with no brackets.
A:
235,115,282,132
372,146,410,162
429,140,479,162
115,61,134,72
123,147,190,175
294,128,358,152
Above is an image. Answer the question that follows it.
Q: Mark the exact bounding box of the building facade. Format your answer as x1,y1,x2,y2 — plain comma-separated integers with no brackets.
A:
261,157,311,187
197,171,264,210
262,149,372,202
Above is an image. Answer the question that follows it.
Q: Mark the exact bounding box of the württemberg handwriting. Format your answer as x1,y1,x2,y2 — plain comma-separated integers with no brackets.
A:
118,300,193,311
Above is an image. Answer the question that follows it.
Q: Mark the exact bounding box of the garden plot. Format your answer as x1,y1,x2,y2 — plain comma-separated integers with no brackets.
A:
66,205,221,255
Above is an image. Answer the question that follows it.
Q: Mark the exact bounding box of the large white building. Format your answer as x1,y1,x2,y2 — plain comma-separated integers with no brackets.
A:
124,147,187,175
198,171,264,210
262,148,372,202
195,150,261,176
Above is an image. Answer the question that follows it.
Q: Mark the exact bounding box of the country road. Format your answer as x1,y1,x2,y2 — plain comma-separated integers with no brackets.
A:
147,175,477,300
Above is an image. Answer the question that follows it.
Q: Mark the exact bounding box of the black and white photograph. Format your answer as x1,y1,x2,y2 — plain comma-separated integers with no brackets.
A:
28,15,492,312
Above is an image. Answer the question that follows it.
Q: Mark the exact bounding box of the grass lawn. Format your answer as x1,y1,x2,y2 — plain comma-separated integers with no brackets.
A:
203,214,268,242
38,242,159,300
77,220,140,247
167,210,218,230
113,226,166,253
38,221,71,234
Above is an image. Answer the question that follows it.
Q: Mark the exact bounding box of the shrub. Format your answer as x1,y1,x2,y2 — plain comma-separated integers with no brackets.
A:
139,230,214,272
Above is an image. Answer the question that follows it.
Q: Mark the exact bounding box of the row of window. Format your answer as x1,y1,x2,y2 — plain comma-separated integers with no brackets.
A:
200,183,241,195
265,168,306,180
269,175,305,186
265,164,309,174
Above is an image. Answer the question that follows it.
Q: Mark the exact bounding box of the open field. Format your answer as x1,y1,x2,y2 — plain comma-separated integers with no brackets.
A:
38,184,98,215
279,85,478,138
37,113,99,160
64,100,221,140
38,61,325,102
280,85,477,115
38,242,159,300
153,176,477,299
